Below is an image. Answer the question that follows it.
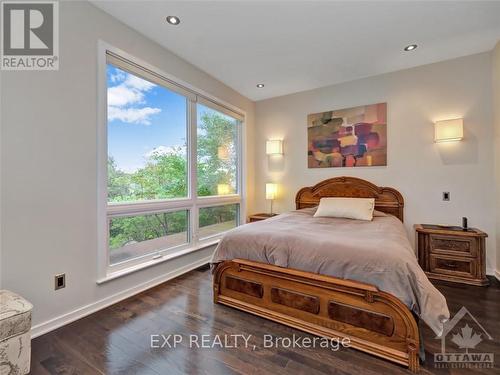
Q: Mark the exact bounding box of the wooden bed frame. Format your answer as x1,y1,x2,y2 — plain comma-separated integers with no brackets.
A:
213,177,419,372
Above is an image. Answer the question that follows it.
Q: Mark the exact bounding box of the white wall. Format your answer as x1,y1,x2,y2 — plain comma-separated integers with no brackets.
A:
493,42,500,277
0,1,255,332
254,53,497,274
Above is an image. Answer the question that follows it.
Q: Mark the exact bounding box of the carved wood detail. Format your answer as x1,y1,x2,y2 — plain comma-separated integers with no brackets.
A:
214,259,419,372
270,287,320,315
225,276,264,298
327,301,395,336
432,238,470,252
295,176,404,222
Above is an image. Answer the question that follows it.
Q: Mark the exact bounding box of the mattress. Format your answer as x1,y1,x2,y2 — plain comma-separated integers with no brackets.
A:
211,207,449,336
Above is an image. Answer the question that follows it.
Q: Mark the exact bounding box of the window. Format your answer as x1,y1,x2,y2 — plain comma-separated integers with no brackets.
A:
198,204,239,240
197,104,239,197
99,48,244,276
109,210,189,264
107,63,188,202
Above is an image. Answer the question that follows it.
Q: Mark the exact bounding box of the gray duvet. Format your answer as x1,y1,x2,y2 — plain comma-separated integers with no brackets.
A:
211,208,449,336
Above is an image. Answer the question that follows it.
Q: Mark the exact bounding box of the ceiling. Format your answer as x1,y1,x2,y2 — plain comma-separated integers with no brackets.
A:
91,1,500,101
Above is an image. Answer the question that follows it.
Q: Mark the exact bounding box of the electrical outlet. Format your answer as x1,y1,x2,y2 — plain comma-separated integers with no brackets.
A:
55,274,65,290
443,192,450,201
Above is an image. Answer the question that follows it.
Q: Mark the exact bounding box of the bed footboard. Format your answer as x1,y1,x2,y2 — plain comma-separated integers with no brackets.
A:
213,259,420,372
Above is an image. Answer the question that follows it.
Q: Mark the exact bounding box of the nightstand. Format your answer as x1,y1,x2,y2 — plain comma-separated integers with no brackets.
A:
415,224,489,286
248,213,278,223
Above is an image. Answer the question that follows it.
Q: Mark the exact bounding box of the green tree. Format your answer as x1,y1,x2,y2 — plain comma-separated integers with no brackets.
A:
131,146,187,200
109,211,187,250
108,157,133,202
197,110,238,196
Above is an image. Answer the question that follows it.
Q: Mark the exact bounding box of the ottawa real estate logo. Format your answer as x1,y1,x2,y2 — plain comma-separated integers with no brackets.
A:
435,306,494,369
1,1,59,70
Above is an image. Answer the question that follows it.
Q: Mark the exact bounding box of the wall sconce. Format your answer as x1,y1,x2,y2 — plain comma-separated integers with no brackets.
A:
265,183,278,214
266,140,283,155
217,184,230,195
434,118,463,143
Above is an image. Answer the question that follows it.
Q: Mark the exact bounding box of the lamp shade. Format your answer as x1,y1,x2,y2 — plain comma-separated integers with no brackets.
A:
265,183,277,200
217,146,229,160
434,119,463,142
266,140,283,155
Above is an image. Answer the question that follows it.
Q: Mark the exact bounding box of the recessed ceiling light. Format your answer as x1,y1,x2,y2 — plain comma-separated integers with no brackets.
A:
404,44,417,51
166,16,180,25
256,83,265,88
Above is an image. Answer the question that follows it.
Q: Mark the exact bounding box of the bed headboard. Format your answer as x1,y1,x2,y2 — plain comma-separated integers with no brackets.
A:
295,176,404,222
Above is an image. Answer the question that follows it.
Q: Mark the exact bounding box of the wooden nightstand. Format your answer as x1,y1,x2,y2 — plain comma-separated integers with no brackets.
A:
248,213,278,223
415,224,489,286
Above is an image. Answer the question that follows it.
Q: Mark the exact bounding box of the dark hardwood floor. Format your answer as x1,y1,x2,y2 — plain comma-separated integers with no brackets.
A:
31,266,500,375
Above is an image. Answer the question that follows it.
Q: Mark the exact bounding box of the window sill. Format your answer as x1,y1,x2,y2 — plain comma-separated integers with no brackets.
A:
96,239,219,284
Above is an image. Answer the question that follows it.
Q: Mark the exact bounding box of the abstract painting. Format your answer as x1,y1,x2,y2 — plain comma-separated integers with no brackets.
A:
307,103,387,168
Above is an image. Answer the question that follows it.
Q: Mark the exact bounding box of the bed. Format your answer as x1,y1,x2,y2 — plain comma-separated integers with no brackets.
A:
212,177,449,372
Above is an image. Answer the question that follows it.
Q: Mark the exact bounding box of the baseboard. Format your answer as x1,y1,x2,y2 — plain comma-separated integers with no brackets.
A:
31,256,211,338
486,268,500,282
31,260,499,338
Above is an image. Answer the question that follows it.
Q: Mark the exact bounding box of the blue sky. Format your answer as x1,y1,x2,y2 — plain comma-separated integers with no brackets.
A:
107,64,187,173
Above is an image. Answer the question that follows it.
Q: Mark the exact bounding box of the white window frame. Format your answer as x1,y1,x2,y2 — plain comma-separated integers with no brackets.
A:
97,41,246,282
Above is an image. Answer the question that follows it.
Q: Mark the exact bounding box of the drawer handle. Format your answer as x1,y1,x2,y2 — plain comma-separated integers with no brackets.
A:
442,262,458,268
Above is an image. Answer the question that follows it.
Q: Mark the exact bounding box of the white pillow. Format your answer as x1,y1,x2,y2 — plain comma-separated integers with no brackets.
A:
313,197,375,221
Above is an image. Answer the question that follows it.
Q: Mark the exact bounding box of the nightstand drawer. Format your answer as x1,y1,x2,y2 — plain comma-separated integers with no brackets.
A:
415,224,488,286
429,254,475,279
248,213,278,223
429,234,476,257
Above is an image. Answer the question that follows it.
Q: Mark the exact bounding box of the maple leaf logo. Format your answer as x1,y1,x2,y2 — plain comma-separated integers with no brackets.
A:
451,324,483,353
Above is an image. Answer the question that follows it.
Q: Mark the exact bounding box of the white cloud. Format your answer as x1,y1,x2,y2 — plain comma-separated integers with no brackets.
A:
107,70,161,125
124,74,156,91
108,106,161,125
108,85,145,107
110,70,126,83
